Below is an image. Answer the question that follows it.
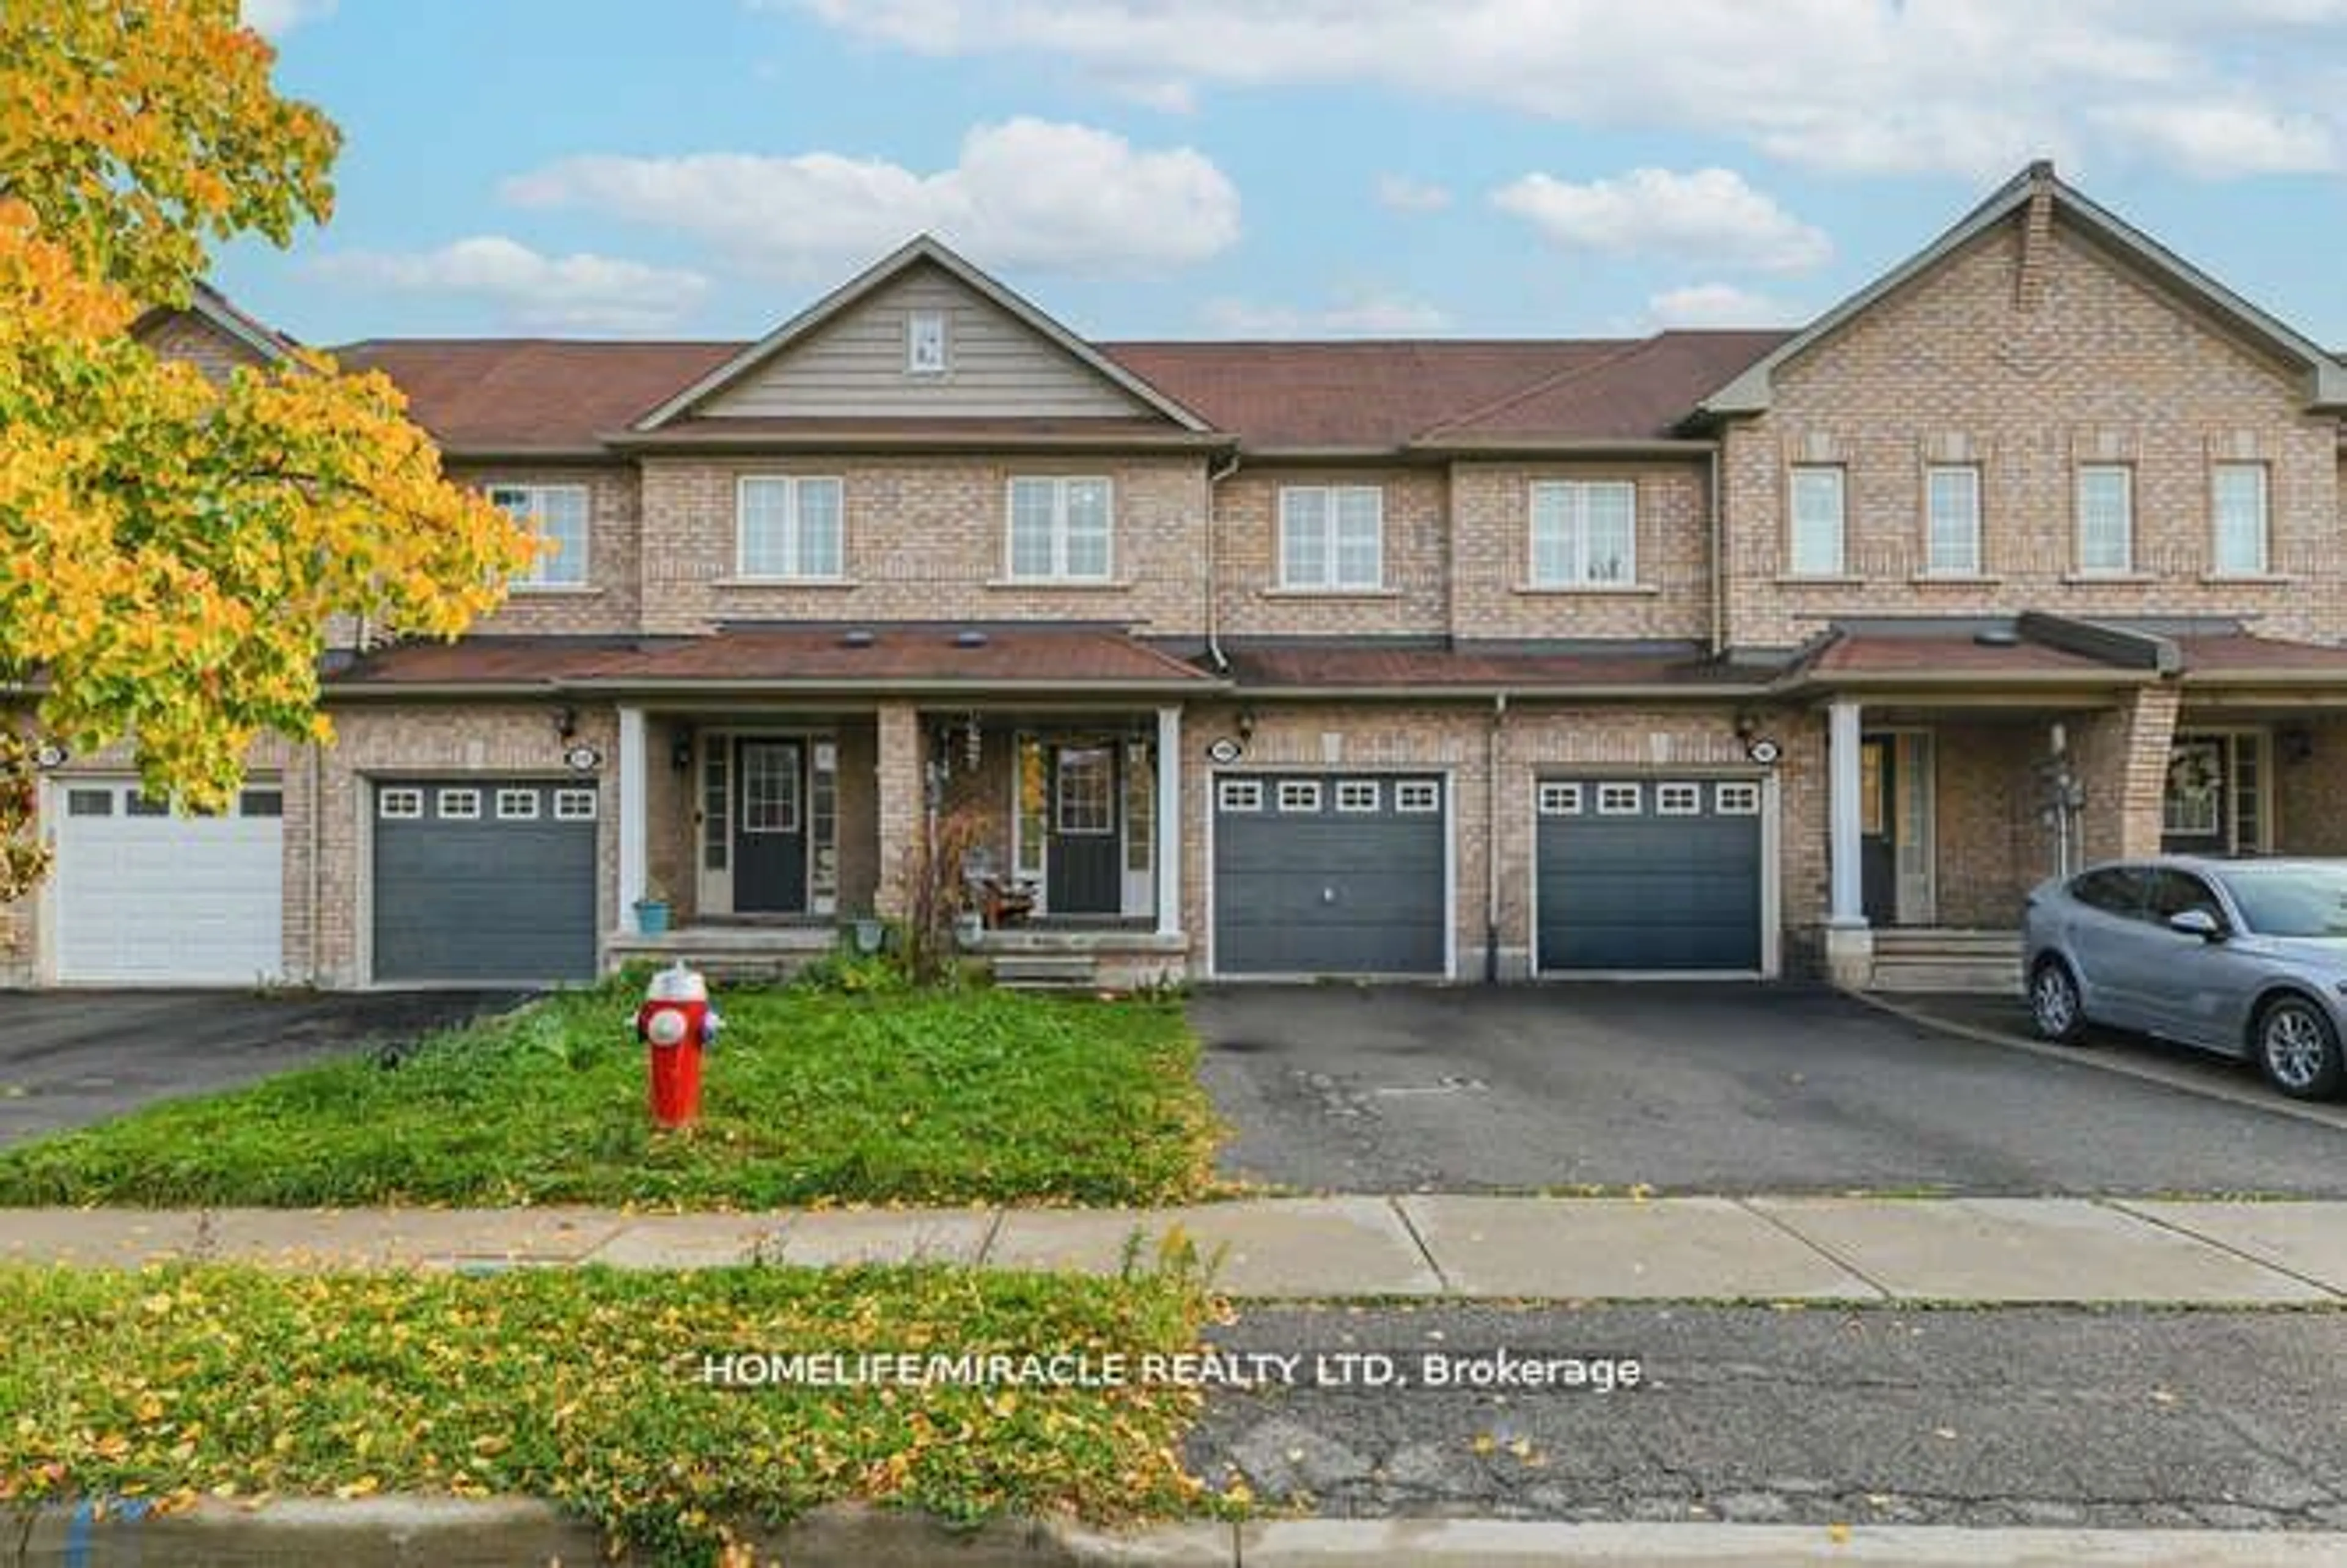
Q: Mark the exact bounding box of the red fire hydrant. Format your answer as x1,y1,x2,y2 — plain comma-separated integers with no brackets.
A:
636,962,721,1129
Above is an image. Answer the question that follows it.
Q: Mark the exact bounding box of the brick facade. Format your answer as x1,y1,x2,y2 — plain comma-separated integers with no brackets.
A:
27,178,2347,992
1720,221,2343,652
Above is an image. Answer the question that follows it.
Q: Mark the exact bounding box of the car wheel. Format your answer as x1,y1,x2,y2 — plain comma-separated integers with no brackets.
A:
2029,958,2087,1044
2252,994,2345,1101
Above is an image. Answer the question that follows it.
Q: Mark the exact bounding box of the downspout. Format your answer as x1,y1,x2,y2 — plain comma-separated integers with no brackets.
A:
1485,691,1508,983
1706,442,1725,657
1205,450,1241,674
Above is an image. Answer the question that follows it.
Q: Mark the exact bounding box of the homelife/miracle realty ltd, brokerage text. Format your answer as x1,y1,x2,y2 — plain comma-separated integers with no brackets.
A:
696,1349,1645,1393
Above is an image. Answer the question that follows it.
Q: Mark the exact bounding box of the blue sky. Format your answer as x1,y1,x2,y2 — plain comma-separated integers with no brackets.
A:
226,1,2347,348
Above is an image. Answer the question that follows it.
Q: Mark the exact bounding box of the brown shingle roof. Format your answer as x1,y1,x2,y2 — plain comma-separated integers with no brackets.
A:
1809,631,2132,677
329,636,661,687
1420,331,1794,444
2175,634,2347,675
1098,340,1625,449
575,626,1216,689
333,340,740,453
334,332,1793,455
1225,643,1764,691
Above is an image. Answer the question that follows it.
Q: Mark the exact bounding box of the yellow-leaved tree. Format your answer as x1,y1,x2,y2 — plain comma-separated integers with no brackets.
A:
0,0,535,903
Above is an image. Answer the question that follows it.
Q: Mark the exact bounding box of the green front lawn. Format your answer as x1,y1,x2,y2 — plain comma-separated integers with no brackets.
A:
0,1258,1213,1566
0,973,1220,1208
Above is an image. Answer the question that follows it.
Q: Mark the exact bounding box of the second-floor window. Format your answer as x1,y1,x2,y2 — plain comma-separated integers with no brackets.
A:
738,476,845,579
2077,464,2134,574
1529,480,1636,587
1279,485,1383,590
1924,464,1982,576
2211,463,2268,576
1788,466,1845,577
492,483,589,588
1007,476,1113,582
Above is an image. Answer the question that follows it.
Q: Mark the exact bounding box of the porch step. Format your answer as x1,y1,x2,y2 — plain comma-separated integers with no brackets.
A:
988,953,1101,990
1867,929,2024,996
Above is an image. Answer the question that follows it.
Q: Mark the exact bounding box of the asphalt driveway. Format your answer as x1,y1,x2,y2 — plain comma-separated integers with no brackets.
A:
1191,984,2347,1197
0,990,526,1148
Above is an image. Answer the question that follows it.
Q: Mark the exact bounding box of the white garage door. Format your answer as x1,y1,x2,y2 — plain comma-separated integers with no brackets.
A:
53,779,284,984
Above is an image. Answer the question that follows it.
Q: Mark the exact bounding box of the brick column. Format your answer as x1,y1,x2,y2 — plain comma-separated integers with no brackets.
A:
2073,683,2181,865
873,703,923,918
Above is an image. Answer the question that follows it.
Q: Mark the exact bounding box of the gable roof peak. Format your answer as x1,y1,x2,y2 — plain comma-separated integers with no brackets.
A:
631,233,1214,433
1701,159,2347,417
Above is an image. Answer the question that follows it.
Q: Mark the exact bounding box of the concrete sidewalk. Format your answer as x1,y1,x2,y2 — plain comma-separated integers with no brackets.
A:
5,1194,2345,1304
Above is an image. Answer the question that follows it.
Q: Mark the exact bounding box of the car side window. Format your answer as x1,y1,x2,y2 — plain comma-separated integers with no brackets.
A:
2146,870,2222,925
2070,868,2145,918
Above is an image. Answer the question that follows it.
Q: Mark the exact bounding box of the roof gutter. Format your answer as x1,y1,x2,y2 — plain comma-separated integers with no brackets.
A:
1232,681,1780,702
1403,436,1719,459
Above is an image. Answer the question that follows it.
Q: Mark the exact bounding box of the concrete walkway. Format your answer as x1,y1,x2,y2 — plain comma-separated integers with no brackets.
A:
6,1195,2345,1304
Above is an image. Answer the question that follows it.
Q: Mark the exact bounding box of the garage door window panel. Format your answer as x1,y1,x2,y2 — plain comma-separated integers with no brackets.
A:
1335,780,1380,813
437,789,481,821
1218,779,1263,813
1716,782,1761,814
1656,782,1702,816
1538,782,1582,816
67,789,112,817
1277,780,1323,815
1596,783,1642,815
379,788,423,820
1396,780,1441,813
556,788,597,821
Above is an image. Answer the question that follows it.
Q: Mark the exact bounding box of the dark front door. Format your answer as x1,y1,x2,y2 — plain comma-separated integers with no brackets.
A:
1046,744,1121,915
733,738,807,913
1860,736,1897,925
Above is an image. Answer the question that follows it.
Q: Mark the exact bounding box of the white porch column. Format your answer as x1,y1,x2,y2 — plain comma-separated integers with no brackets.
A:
1155,705,1183,937
1824,697,1873,987
618,705,647,928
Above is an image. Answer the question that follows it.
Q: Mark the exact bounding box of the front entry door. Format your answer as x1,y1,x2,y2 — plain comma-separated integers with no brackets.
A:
1046,744,1121,915
1860,736,1897,925
734,739,807,913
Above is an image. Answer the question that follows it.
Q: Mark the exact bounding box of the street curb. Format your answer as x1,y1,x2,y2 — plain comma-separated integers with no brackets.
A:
11,1499,2347,1567
1842,987,2347,1134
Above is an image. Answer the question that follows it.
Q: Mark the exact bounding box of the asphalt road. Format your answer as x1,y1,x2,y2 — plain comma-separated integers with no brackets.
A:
1192,984,2347,1196
0,990,527,1146
1188,1303,2347,1531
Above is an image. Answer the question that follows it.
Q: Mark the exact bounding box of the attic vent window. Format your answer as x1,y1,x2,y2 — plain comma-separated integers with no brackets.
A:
841,628,876,648
953,629,989,649
906,310,947,376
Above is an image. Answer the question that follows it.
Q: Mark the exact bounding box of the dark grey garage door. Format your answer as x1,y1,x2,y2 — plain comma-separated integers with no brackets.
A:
1213,773,1447,976
1537,777,1763,973
373,780,598,983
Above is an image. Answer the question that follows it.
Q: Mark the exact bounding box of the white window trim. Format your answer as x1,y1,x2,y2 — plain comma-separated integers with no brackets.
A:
1005,476,1115,583
1656,782,1703,816
1335,779,1381,813
1528,480,1639,588
1537,782,1582,816
1596,783,1642,816
378,786,424,821
736,475,847,582
490,483,591,590
1922,464,1982,577
2076,464,2136,576
495,788,540,821
1218,779,1263,813
1395,780,1442,814
906,310,947,376
2210,463,2269,576
437,788,482,821
1788,466,1846,578
1277,485,1386,591
1716,782,1762,815
554,788,598,821
1276,780,1323,814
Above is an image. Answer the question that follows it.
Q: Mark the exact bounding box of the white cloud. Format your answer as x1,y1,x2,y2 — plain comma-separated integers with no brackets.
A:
772,1,2346,180
1376,175,1452,213
1647,282,1802,328
1200,288,1452,337
2092,103,2337,178
503,119,1240,277
1494,167,1831,273
241,0,336,37
312,238,710,334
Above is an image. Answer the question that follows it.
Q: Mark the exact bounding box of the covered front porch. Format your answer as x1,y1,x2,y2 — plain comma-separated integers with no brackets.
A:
603,701,1191,986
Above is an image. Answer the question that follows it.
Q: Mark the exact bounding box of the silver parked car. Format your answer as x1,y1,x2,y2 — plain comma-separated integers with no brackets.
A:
2024,856,2347,1101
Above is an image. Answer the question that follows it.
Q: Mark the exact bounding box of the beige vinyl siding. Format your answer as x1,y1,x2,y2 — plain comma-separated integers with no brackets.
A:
700,264,1156,420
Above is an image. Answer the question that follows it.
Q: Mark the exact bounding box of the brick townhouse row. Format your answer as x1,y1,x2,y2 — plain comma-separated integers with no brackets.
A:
8,161,2347,993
